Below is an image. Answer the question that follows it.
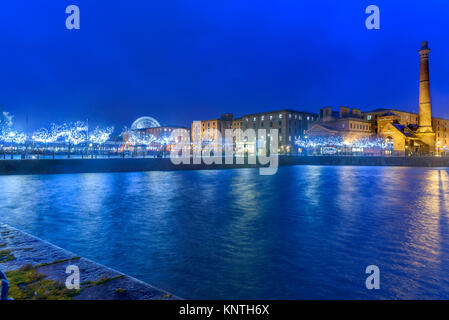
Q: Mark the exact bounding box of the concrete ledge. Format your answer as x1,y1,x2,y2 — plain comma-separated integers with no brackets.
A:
0,156,448,175
0,223,179,300
280,155,449,167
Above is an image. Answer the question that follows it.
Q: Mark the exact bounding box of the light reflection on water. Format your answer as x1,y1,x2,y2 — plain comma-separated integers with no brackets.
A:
1,166,449,299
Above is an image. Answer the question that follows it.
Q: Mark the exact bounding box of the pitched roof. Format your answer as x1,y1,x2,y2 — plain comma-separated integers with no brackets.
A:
391,123,416,138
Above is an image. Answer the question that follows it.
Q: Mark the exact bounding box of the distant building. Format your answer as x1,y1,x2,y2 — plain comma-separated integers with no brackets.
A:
364,42,449,155
143,125,189,141
125,116,189,152
190,114,234,153
191,109,317,154
307,106,373,141
306,41,449,155
362,108,449,155
239,109,317,154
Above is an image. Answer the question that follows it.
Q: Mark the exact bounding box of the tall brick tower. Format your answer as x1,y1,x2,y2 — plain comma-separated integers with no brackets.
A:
416,41,435,153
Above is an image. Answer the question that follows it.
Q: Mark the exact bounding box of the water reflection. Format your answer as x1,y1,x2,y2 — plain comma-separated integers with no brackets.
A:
1,166,449,299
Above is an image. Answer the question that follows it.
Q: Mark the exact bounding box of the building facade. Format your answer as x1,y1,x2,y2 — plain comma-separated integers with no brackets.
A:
361,108,449,155
239,109,317,153
306,41,449,156
124,119,190,153
189,42,449,156
191,114,234,153
191,109,317,154
372,42,449,155
307,106,373,141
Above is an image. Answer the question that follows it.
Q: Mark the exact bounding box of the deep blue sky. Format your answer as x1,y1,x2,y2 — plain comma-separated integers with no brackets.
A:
0,0,448,131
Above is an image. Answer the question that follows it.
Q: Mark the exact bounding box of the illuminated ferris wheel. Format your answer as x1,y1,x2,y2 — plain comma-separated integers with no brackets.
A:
131,117,161,130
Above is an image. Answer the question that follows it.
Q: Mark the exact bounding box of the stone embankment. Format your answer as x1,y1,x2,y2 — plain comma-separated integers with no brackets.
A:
0,156,448,175
0,223,179,300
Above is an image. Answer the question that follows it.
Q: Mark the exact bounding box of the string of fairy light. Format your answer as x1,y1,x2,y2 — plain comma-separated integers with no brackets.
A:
0,111,117,146
1,110,397,152
0,111,176,147
295,136,390,149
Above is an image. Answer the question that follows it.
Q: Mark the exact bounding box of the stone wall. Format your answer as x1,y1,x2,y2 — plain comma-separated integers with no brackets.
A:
0,156,448,176
0,223,179,300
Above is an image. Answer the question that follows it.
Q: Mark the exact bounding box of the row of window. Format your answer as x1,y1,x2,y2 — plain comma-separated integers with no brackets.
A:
349,123,370,131
198,114,318,129
244,114,316,122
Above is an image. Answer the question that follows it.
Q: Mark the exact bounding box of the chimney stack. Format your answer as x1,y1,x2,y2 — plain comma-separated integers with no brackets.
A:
416,41,433,133
415,41,435,153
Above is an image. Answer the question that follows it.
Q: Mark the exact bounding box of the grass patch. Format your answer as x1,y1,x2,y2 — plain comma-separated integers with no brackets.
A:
83,275,125,288
0,249,16,263
0,243,6,247
5,264,80,300
1,231,15,239
114,288,126,294
36,257,81,268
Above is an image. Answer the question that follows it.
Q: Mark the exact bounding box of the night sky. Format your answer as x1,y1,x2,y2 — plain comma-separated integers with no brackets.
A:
0,0,448,132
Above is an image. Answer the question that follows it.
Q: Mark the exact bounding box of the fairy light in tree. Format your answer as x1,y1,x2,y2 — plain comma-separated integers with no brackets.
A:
122,127,156,146
30,122,114,145
0,111,27,144
89,126,114,145
295,136,388,150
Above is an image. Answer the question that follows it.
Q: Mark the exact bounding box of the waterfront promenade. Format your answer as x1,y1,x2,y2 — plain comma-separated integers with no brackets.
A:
0,155,448,175
0,223,178,300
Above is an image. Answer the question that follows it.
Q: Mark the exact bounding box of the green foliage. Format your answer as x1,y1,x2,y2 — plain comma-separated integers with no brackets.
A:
0,249,16,263
36,256,80,268
5,264,80,300
3,258,130,300
83,275,124,288
114,288,126,294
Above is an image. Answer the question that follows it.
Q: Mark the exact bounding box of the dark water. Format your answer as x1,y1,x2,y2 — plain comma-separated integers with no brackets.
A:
1,166,449,299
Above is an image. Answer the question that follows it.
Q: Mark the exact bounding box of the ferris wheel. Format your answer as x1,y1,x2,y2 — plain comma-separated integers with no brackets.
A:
131,117,161,130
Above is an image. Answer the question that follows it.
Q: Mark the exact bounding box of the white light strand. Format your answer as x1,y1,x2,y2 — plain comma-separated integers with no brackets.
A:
0,111,115,146
295,136,388,149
